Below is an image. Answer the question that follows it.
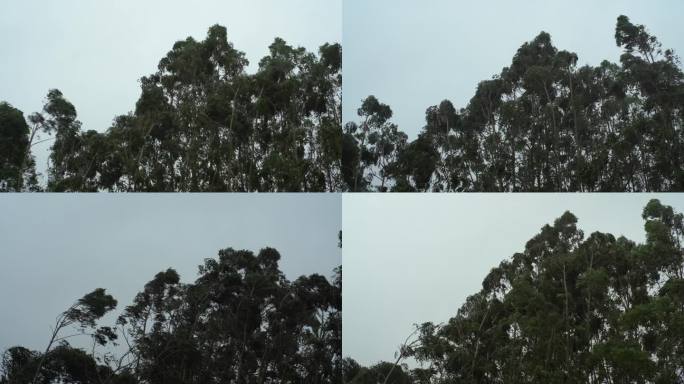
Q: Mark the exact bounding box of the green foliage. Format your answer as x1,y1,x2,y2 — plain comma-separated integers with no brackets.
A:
344,361,412,384
1,25,341,192
344,15,684,192
1,247,341,384
345,96,409,191
350,199,684,383
66,288,118,326
0,102,39,191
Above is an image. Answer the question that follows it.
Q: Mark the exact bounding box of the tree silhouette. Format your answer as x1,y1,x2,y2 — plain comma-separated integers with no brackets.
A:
1,247,341,384
0,102,39,191
344,15,684,192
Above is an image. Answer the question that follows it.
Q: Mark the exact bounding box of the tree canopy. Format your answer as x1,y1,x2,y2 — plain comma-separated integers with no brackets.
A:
1,247,342,384
0,25,341,192
346,199,684,383
0,102,39,191
343,15,684,192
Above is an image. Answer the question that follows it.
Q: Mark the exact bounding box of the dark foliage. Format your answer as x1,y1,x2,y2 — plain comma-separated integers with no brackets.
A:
344,16,684,192
1,248,341,384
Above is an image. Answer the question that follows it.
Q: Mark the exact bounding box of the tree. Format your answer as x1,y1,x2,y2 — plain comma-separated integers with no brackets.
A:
349,199,684,383
0,102,39,191
1,25,341,192
344,96,405,191
2,245,341,384
14,289,118,384
114,247,341,384
344,15,684,192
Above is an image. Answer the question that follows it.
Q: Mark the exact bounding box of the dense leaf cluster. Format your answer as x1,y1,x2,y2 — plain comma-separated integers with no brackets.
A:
344,16,684,192
1,248,342,384
0,25,341,191
0,102,39,191
347,199,684,383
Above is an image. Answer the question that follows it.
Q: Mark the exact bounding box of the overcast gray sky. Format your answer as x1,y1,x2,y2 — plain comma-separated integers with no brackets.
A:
343,0,684,138
0,194,341,353
342,193,684,366
0,0,341,182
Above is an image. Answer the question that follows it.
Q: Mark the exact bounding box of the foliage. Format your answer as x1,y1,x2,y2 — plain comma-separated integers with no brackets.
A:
0,102,39,191
1,25,341,192
348,199,684,383
1,247,341,384
344,16,684,192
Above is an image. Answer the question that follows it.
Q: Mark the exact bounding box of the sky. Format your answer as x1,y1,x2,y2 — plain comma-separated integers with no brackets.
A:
0,194,341,353
343,0,684,139
342,193,684,367
0,0,341,183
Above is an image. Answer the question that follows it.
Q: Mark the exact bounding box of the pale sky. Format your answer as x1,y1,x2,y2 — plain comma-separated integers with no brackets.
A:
343,0,684,139
0,194,341,354
342,193,684,367
0,0,341,183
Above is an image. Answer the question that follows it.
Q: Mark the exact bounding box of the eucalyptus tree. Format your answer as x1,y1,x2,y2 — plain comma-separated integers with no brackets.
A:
1,247,341,384
1,24,341,192
0,101,29,191
0,102,39,191
98,26,342,192
345,15,684,192
117,248,341,384
0,289,118,384
343,360,412,384
350,199,681,383
344,199,684,382
343,95,405,191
